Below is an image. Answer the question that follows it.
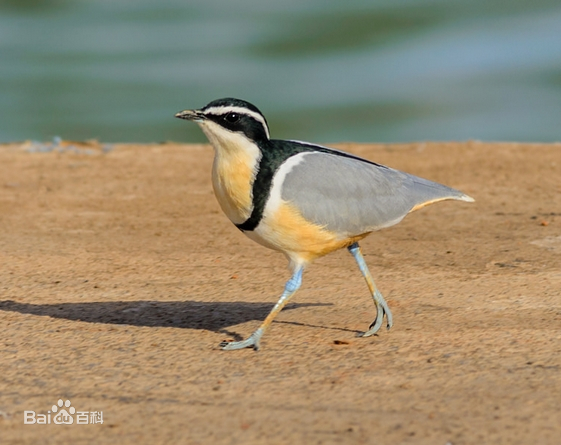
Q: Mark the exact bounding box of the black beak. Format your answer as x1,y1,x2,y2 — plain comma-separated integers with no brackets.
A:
174,109,205,121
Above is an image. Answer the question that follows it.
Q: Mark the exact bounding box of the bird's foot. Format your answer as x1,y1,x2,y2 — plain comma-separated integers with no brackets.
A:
358,293,393,337
220,328,263,351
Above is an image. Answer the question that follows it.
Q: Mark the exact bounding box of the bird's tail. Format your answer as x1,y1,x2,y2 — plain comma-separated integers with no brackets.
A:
407,175,474,213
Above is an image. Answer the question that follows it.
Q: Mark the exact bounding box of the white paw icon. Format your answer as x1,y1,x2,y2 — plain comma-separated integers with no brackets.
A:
52,399,75,425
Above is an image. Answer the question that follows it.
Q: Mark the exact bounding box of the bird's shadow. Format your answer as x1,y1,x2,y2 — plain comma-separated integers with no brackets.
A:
0,299,338,340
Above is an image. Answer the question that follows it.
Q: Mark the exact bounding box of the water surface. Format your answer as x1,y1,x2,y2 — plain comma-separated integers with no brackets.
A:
1,0,560,143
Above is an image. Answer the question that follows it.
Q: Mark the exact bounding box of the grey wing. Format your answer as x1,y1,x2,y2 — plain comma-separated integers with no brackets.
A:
281,152,472,236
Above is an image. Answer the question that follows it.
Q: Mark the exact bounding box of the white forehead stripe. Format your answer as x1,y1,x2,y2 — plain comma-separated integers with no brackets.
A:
203,106,270,139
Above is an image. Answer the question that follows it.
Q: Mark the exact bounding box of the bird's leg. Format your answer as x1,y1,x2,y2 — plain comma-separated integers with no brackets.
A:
347,242,393,337
220,267,304,351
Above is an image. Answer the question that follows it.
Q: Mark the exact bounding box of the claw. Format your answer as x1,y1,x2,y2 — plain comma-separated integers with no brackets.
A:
220,328,263,351
220,339,258,350
359,299,393,337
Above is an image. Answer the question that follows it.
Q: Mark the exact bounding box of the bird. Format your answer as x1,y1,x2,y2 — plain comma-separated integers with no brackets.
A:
175,98,474,351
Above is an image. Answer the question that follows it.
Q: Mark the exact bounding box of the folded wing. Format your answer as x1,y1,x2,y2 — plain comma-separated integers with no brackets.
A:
281,151,472,237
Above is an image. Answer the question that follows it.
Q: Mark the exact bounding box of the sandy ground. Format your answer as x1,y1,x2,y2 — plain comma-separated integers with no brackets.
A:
0,140,560,445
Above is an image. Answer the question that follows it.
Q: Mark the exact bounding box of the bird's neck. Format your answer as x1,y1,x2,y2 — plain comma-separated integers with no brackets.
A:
209,133,262,225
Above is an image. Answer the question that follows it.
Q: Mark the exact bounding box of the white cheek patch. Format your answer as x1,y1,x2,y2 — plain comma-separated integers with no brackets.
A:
199,120,261,163
199,120,234,149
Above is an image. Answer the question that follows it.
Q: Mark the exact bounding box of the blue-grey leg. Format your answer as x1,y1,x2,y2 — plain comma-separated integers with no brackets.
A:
220,267,304,351
348,242,393,337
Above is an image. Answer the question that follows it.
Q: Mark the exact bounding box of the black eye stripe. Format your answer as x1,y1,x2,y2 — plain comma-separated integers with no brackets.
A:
224,112,240,123
202,108,270,141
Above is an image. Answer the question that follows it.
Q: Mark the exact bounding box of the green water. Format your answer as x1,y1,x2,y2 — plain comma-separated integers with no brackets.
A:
1,0,560,143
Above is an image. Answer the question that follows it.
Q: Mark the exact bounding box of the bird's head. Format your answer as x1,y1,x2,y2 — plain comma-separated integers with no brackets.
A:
175,98,270,148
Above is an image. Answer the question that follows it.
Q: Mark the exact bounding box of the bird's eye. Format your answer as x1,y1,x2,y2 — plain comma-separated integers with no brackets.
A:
224,112,240,123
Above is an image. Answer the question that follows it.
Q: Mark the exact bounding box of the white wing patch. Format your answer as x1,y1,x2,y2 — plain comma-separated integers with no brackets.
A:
262,152,309,219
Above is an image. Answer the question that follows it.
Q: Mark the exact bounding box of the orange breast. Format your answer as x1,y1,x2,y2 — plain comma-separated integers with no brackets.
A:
212,149,256,224
256,201,370,264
